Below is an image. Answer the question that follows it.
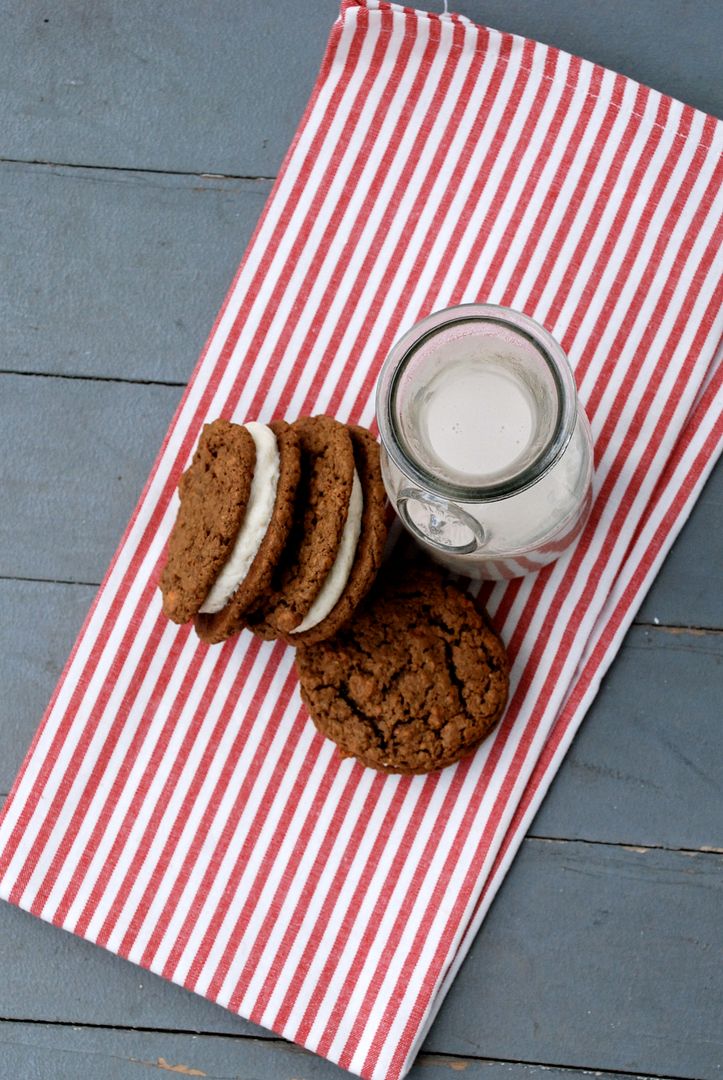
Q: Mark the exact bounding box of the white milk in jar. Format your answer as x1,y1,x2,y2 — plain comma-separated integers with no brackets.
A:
375,304,594,579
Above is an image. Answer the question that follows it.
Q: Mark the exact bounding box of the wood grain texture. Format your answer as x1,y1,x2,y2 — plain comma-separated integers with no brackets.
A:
0,580,95,797
425,841,723,1079
0,1024,666,1080
1,1,720,179
0,162,270,383
532,627,723,850
0,373,180,583
638,460,723,630
1,2,721,1079
1,840,720,1079
451,0,723,118
0,0,338,177
0,368,719,609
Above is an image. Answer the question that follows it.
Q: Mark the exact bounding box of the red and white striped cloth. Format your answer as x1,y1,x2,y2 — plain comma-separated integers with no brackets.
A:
1,2,721,1076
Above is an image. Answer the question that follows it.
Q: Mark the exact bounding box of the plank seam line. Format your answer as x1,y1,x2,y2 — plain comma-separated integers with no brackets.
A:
0,368,186,390
528,835,723,856
0,819,718,861
0,1017,703,1080
0,156,275,183
0,574,101,588
634,621,723,637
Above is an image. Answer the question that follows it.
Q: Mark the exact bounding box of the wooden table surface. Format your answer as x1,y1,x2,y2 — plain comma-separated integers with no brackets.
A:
1,3,721,1078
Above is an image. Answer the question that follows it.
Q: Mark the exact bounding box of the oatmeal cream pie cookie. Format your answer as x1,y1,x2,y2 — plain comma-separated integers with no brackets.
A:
288,424,388,646
159,418,300,634
296,560,509,774
243,415,358,639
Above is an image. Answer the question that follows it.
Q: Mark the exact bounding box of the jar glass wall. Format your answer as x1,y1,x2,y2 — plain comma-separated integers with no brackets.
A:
375,304,594,580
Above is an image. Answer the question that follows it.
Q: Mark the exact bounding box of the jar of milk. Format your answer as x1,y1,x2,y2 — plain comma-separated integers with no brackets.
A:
375,304,594,580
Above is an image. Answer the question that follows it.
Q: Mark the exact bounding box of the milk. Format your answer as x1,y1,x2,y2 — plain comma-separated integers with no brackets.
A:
377,304,595,579
413,355,537,484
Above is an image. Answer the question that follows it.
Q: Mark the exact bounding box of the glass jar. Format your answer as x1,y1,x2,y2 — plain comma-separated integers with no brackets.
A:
375,304,594,580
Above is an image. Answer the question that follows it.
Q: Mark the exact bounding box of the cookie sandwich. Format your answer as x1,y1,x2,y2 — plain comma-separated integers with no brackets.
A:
159,418,301,641
243,417,387,645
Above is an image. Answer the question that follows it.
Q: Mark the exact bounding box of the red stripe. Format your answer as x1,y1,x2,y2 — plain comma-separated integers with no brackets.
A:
0,7,720,1079
263,14,442,421
120,21,425,989
334,65,644,1060
163,690,306,987
373,267,723,1079
102,638,276,954
314,768,448,1059
212,8,403,422
290,778,412,1044
333,35,530,421
49,627,195,926
448,46,563,302
131,647,283,965
0,5,366,877
230,764,367,1015
8,610,169,905
138,658,298,973
289,19,477,419
210,21,480,1015
91,638,265,947
517,68,621,314
578,113,700,405
321,65,721,1071
71,8,399,972
268,771,388,1031
477,364,723,927
115,35,510,1002
562,94,674,373
304,44,587,1062
536,76,641,325
475,53,583,302
197,718,333,1000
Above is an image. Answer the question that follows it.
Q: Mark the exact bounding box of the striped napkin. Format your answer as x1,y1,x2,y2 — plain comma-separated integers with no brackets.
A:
1,2,721,1077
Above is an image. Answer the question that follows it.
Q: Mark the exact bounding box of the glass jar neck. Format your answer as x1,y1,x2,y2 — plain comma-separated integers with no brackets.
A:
376,304,578,503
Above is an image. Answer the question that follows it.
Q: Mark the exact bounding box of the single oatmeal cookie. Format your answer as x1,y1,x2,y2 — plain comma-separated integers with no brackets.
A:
296,560,509,773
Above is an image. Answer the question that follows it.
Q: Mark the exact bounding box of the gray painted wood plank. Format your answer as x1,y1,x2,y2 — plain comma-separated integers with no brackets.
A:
0,902,262,1040
1,841,720,1079
425,841,723,1079
0,0,338,177
1,1,720,180
0,373,181,583
638,458,723,630
0,162,270,383
532,627,723,850
0,580,95,797
0,1025,669,1080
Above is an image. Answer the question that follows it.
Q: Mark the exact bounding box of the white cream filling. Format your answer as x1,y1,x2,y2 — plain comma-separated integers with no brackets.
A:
199,422,280,614
291,469,363,634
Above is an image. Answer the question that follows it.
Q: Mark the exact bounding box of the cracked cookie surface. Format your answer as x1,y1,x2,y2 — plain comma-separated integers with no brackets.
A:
296,560,509,774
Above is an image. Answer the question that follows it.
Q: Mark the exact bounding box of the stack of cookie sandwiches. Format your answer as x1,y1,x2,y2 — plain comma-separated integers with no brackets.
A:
159,414,510,774
159,415,387,647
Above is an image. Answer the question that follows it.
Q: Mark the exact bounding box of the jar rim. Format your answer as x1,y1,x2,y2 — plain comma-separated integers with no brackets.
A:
375,303,579,503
